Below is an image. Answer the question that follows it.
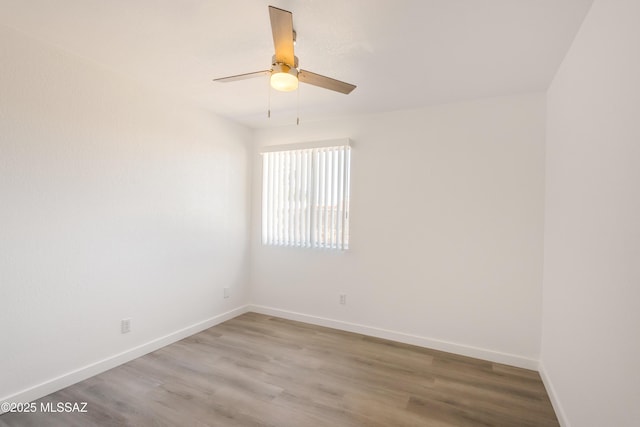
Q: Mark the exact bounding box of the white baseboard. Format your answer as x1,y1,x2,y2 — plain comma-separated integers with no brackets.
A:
539,361,570,427
0,305,250,414
248,304,539,370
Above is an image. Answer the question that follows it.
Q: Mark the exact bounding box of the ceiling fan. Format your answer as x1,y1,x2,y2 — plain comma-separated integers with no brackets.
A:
213,5,357,95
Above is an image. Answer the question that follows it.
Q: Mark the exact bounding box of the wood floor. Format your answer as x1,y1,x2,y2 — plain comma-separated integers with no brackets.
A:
0,313,559,426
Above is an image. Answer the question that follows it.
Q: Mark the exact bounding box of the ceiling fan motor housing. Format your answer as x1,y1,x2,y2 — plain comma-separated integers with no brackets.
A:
271,55,299,70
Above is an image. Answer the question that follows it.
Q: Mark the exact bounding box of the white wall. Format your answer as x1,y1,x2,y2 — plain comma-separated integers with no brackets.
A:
250,94,546,367
541,0,640,426
0,24,251,403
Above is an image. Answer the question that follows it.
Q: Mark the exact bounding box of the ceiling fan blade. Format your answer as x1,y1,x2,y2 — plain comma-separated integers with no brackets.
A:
299,70,357,94
213,70,271,83
269,6,295,66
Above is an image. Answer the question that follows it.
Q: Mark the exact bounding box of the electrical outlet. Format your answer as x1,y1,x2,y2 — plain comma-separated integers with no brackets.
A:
121,318,131,334
224,287,230,299
339,294,347,305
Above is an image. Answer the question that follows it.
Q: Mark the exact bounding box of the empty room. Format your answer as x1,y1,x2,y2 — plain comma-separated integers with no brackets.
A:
1,1,638,426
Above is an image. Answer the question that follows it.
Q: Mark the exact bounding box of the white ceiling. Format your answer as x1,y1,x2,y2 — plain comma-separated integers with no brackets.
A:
0,0,594,128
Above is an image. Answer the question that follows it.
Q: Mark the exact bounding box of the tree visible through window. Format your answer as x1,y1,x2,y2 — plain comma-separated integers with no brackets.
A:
261,144,351,250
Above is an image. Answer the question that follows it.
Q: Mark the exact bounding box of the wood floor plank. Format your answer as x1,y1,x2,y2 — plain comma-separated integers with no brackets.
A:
0,313,559,426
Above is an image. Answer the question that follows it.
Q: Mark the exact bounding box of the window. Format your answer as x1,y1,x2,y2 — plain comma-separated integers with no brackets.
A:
261,142,351,250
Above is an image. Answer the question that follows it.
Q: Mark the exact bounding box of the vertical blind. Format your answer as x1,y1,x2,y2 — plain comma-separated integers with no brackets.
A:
262,145,351,250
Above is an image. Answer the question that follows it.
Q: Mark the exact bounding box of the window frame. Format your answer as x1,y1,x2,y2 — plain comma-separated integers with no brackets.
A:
260,139,351,251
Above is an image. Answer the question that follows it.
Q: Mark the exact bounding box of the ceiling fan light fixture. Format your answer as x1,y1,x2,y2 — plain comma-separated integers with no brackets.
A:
270,63,298,92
